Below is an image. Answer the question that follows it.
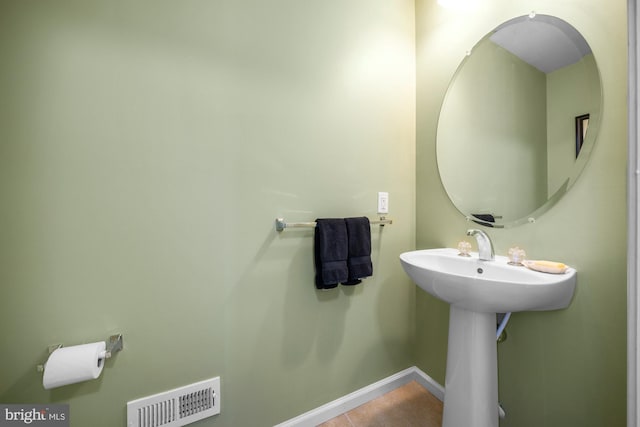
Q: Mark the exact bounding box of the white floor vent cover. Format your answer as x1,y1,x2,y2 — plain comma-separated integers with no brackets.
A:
127,377,220,427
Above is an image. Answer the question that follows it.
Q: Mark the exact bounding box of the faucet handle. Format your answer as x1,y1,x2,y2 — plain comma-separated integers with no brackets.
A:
457,241,472,257
508,247,526,266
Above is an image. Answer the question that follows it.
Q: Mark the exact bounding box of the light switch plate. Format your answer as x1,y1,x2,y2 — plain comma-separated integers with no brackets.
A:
377,192,389,214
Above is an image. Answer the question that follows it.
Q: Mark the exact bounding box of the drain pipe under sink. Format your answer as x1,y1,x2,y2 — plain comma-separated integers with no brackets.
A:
497,312,512,340
496,312,511,419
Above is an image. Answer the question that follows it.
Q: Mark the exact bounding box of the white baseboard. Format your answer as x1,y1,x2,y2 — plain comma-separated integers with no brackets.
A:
273,367,444,427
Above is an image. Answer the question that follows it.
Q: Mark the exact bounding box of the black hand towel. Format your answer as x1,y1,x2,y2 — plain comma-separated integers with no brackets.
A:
343,217,373,286
471,213,495,228
314,218,349,289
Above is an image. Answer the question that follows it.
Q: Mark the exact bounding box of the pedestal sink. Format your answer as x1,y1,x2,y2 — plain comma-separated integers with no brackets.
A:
400,248,576,427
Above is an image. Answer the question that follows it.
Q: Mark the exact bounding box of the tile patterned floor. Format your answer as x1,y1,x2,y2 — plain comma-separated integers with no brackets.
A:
317,381,443,427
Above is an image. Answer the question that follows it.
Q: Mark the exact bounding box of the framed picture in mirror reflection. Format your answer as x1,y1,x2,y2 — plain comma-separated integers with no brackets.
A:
575,113,589,157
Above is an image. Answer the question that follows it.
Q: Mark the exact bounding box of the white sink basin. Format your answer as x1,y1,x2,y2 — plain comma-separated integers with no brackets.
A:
399,247,577,427
400,248,576,313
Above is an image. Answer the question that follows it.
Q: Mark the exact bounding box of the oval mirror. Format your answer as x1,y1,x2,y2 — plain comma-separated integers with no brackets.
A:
436,14,602,228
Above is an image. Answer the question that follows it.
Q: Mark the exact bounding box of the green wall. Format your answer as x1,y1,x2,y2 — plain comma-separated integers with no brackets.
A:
0,1,416,426
416,1,627,426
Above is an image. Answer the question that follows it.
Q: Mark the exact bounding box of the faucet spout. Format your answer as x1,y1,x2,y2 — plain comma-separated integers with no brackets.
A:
466,229,495,261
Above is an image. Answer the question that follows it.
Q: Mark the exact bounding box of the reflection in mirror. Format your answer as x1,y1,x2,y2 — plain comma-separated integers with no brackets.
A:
575,113,589,157
436,14,602,228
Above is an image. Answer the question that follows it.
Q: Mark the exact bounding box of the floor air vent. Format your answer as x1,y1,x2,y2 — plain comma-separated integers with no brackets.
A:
127,377,220,427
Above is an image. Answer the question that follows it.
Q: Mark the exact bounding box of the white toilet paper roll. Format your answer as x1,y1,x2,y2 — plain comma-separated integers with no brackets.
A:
42,341,106,390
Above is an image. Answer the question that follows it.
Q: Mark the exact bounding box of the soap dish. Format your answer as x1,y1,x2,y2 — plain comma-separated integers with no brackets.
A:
522,260,568,274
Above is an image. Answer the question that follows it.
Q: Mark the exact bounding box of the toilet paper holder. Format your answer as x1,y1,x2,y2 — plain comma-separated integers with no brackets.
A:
36,334,123,372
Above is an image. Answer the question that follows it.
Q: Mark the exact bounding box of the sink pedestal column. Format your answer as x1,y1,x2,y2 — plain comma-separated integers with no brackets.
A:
442,306,498,427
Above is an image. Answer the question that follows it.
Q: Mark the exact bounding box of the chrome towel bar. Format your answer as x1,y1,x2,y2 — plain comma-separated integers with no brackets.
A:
275,217,392,232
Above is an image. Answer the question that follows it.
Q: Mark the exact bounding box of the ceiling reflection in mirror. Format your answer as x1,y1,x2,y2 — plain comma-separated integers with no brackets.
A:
436,14,602,228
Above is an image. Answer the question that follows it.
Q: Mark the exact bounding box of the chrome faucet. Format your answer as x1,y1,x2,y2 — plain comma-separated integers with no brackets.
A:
466,229,495,261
